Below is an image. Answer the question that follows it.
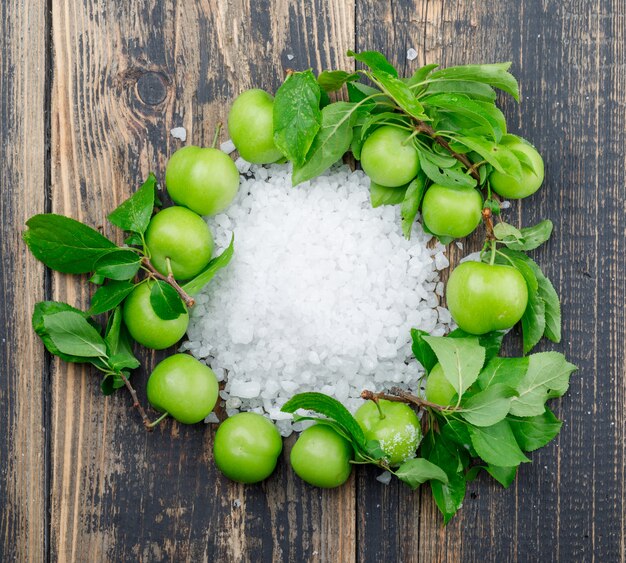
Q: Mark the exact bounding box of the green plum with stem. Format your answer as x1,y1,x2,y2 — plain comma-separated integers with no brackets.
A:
421,184,483,239
425,363,457,406
228,89,283,164
147,354,219,424
489,134,544,199
145,206,214,280
123,281,189,350
354,399,421,466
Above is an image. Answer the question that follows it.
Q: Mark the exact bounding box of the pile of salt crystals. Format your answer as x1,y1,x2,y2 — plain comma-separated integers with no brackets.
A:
181,163,453,436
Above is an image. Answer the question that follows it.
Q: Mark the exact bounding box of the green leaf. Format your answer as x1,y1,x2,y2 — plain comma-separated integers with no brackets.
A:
106,313,135,359
346,82,382,105
406,63,439,87
149,281,186,321
468,420,530,466
448,328,505,363
395,458,449,490
440,420,475,455
317,70,358,92
502,220,553,251
418,150,477,188
499,249,561,343
508,409,563,451
89,280,135,315
348,49,398,77
94,250,141,281
424,80,496,102
43,311,107,358
181,235,235,296
477,356,529,390
370,182,407,208
486,464,518,488
451,135,521,178
509,352,577,417
101,372,127,396
124,232,144,247
423,336,486,397
107,174,157,234
23,214,117,274
401,173,428,238
32,302,103,365
460,384,518,427
521,285,546,354
494,222,524,242
424,94,506,141
424,431,467,524
411,328,438,373
292,102,356,185
429,62,520,101
281,392,367,449
273,70,322,165
89,273,105,285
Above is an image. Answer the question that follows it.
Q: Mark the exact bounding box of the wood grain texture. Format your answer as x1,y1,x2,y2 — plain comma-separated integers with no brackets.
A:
49,1,355,561
0,0,48,561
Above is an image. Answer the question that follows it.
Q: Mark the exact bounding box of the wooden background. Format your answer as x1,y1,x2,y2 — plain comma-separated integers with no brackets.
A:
1,0,624,561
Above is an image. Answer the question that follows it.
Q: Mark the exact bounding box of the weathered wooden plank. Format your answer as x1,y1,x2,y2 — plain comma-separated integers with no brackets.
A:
0,0,48,561
355,1,625,561
49,1,355,561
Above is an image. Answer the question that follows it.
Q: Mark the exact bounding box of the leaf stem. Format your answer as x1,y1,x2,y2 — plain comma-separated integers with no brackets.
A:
482,206,496,240
489,240,497,266
117,371,154,431
361,388,455,412
142,257,195,308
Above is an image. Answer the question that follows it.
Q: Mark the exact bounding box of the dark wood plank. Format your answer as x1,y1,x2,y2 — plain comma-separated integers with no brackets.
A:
49,1,356,561
355,1,625,561
0,0,48,561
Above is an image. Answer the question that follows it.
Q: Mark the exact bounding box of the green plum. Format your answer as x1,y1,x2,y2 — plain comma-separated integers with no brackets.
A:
166,145,240,215
123,281,189,350
213,412,283,484
290,425,353,488
354,399,421,466
446,261,529,335
421,184,483,239
489,134,544,199
425,363,457,406
145,206,214,280
228,89,283,164
147,354,219,424
360,125,420,187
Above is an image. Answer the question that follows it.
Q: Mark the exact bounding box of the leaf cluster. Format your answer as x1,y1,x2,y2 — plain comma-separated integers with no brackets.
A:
24,173,234,393
272,51,529,239
411,329,575,522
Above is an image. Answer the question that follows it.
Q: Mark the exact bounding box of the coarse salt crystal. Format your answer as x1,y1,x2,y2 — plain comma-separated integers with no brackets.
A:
170,126,187,141
406,48,418,61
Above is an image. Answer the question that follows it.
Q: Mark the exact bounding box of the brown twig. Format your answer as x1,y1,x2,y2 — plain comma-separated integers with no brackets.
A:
482,207,496,241
142,257,195,308
361,388,455,412
414,122,481,181
118,371,154,431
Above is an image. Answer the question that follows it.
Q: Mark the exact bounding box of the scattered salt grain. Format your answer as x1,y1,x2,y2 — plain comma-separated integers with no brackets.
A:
233,499,242,508
234,157,251,174
455,241,464,250
406,48,418,61
286,53,295,61
500,200,512,209
376,471,393,485
170,126,187,142
204,412,220,424
186,163,452,434
220,139,236,154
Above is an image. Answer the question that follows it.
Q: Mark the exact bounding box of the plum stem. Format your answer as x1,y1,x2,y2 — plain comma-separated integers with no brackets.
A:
142,257,195,308
211,122,223,149
147,411,170,428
